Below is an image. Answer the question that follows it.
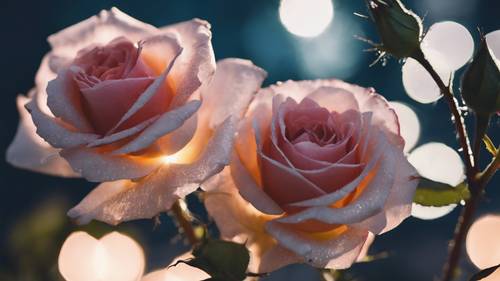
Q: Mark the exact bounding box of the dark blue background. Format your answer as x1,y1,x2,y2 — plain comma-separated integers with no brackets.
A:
1,0,499,280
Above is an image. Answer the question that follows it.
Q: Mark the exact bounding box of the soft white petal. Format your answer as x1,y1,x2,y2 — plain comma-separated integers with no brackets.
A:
68,117,236,224
60,148,162,182
26,91,100,149
112,100,201,155
6,94,78,177
198,58,267,129
266,222,369,269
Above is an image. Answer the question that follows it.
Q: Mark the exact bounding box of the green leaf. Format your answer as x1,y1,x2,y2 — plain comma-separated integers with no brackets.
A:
413,178,470,207
177,239,250,281
469,264,500,281
483,135,498,156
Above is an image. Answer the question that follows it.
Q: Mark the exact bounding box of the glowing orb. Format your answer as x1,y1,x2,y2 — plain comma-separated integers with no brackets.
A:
388,102,421,152
402,49,451,104
408,142,464,220
279,0,334,37
466,215,500,269
422,21,474,71
58,231,145,281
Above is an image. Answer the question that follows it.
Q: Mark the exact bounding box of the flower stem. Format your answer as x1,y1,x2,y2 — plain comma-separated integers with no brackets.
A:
472,114,491,166
171,200,199,246
411,49,475,176
410,48,482,281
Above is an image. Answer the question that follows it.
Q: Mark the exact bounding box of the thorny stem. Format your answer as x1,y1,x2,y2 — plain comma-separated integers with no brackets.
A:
411,49,476,177
171,200,199,246
410,48,483,281
472,114,491,166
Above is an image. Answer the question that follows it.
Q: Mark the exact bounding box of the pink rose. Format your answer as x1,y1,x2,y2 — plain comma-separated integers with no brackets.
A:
7,8,266,224
204,79,418,272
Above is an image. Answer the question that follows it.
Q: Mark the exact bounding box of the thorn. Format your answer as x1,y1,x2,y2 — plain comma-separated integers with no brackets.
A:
353,12,369,19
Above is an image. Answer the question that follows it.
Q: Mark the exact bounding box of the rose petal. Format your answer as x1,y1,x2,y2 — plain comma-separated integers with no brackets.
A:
68,117,236,224
6,94,78,177
259,151,326,206
27,91,100,149
86,115,159,148
277,132,396,225
203,170,300,273
108,47,183,134
79,76,155,134
48,8,157,61
160,19,216,107
197,58,267,129
175,58,266,164
307,86,361,114
266,79,402,148
230,152,284,215
112,100,201,155
355,151,418,234
47,68,94,132
155,112,198,156
60,147,162,182
266,222,369,269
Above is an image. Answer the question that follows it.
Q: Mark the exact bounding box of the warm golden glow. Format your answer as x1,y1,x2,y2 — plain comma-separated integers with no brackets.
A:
58,231,145,281
279,0,334,37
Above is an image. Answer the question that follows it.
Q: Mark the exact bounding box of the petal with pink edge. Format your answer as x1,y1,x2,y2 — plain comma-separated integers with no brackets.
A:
112,100,201,155
160,19,216,107
46,68,94,132
27,92,100,149
60,147,162,182
67,117,237,224
266,221,369,269
6,94,78,177
198,58,267,129
48,8,157,61
204,169,300,273
354,151,418,234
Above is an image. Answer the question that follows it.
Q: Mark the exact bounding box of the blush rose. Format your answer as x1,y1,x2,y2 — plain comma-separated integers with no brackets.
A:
204,79,419,272
7,8,266,224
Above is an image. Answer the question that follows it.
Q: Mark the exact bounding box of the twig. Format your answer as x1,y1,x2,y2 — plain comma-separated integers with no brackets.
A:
171,200,199,246
410,48,481,281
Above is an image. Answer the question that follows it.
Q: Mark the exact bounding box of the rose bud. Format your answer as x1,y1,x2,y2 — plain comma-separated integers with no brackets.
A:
6,8,266,224
368,0,423,58
204,79,419,272
461,36,500,117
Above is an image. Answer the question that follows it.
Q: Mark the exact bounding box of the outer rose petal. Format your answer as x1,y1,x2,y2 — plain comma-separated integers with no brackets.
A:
48,8,156,61
204,169,301,273
112,100,201,155
67,117,236,224
46,68,94,132
27,91,100,149
198,58,267,129
6,94,78,177
176,59,267,163
266,222,369,269
354,150,419,234
160,19,216,107
60,148,162,182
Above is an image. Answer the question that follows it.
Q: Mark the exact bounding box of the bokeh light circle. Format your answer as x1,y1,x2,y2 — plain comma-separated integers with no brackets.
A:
402,49,451,104
466,215,500,269
408,142,464,220
279,0,334,37
389,101,420,152
486,30,500,61
422,21,474,71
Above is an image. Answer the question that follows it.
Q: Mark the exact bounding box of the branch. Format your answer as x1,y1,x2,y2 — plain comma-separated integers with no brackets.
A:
171,200,199,246
410,48,482,281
